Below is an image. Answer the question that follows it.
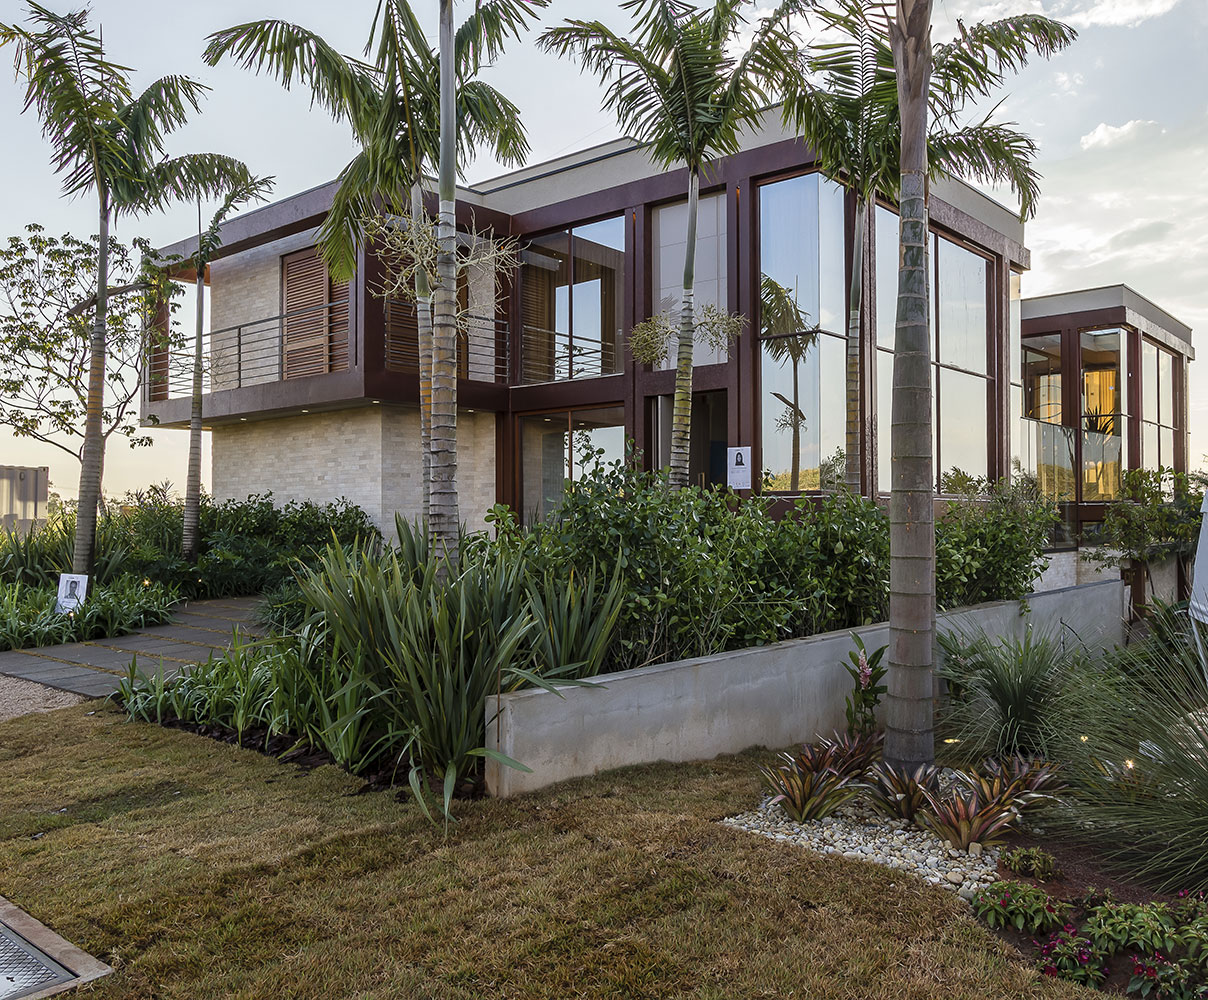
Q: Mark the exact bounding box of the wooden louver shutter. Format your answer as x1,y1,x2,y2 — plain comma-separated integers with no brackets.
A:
520,267,555,382
282,250,330,379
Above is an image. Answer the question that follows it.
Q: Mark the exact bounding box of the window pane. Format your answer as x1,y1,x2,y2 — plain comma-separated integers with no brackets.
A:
1081,327,1124,431
1018,418,1076,501
1159,348,1174,426
520,232,570,383
1160,426,1175,468
939,368,988,484
760,332,844,492
1022,334,1062,424
1009,271,1022,386
875,206,898,349
1143,340,1158,423
572,217,626,379
652,192,728,368
569,405,626,478
818,178,846,334
760,175,820,329
937,237,988,374
877,349,892,489
1010,383,1022,474
1143,422,1160,471
1083,416,1124,501
520,412,569,523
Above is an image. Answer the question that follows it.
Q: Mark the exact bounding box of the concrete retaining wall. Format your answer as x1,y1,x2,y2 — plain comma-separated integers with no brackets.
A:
484,580,1126,797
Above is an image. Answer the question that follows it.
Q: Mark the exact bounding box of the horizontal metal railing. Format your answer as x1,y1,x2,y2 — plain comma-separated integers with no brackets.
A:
518,325,622,384
145,299,351,402
384,298,509,383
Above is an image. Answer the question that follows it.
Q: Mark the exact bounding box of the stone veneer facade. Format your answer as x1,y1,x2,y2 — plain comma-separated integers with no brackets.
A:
211,406,497,535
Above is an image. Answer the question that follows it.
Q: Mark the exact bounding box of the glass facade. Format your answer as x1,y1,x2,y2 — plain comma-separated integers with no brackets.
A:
875,225,991,491
652,192,729,368
758,173,847,492
518,406,625,523
1080,327,1126,501
1142,339,1179,469
519,216,626,383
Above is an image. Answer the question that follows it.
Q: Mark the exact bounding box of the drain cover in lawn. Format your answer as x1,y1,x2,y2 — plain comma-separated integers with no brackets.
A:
0,923,73,1000
0,897,111,999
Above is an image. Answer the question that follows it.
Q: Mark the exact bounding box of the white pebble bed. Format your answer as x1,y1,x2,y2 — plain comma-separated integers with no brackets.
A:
722,793,1001,901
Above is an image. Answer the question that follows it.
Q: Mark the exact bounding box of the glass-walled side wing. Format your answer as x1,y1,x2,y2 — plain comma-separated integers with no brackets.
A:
519,216,626,384
758,173,846,492
652,192,728,368
518,405,625,524
1019,333,1075,501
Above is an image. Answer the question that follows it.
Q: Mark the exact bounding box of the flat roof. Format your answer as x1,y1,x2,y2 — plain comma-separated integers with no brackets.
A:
1022,284,1193,357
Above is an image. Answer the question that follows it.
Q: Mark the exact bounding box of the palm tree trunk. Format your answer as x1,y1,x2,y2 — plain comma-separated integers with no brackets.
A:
790,359,801,492
182,248,205,562
413,181,434,528
885,0,936,770
844,195,869,493
429,0,459,556
73,190,110,575
668,168,700,491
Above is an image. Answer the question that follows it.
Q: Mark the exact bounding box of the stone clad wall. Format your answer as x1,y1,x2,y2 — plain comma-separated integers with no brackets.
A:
484,580,1127,798
211,405,497,534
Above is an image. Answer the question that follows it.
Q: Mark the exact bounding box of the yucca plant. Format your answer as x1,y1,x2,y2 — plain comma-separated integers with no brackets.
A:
865,760,940,822
918,784,1019,851
525,563,626,679
759,752,863,822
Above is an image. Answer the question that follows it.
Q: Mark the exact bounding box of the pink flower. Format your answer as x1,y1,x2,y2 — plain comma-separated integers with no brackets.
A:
858,649,871,689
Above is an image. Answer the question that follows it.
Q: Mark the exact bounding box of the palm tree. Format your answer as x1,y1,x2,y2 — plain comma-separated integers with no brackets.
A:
182,177,274,563
1,3,259,575
878,3,1074,768
784,0,1077,495
541,0,804,491
760,275,818,493
205,1,540,550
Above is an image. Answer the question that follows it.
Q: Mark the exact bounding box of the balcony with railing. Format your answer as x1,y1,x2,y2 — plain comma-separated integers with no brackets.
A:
383,298,509,383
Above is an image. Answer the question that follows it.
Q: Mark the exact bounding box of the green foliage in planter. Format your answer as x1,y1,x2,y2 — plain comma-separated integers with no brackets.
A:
1089,466,1205,571
935,477,1057,610
1083,902,1186,958
0,576,178,651
1002,846,1061,883
1127,953,1202,1000
972,880,1069,934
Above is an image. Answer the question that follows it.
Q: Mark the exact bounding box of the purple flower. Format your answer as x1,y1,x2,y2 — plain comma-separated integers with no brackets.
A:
857,649,872,689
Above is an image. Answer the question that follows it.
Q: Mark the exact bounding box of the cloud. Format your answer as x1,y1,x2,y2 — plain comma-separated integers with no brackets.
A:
1055,0,1185,27
1104,220,1176,252
1079,119,1162,150
1053,71,1085,96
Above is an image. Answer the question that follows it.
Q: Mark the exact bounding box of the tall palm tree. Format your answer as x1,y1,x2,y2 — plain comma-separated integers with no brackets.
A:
784,0,1077,495
877,3,1074,768
182,176,274,563
1,3,259,575
205,1,540,549
541,0,804,491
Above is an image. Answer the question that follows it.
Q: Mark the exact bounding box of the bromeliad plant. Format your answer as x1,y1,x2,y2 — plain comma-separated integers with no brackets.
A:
918,784,1019,852
759,745,864,822
865,761,940,822
843,633,887,737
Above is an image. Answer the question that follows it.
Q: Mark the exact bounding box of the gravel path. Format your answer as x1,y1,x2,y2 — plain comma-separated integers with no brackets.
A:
0,674,86,723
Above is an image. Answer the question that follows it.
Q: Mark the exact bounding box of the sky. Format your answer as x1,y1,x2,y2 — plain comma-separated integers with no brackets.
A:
0,0,1204,498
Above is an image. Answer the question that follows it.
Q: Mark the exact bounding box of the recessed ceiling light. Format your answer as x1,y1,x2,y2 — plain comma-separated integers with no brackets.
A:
302,409,310,413
240,417,247,422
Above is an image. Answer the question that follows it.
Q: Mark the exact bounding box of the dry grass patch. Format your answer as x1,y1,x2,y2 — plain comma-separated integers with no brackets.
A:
0,705,1092,999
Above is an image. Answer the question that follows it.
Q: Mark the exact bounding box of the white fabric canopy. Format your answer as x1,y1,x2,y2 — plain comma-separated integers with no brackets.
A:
1189,493,1208,625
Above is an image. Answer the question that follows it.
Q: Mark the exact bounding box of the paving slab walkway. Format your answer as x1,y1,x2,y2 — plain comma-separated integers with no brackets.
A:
0,597,263,699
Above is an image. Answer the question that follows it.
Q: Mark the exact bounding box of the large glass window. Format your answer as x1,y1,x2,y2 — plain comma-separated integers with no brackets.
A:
875,227,992,491
758,173,846,492
652,191,728,368
519,406,625,523
1019,333,1075,501
1142,339,1179,469
519,216,626,383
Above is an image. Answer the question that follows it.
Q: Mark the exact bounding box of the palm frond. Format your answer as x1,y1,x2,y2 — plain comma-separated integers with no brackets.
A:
933,15,1076,109
455,0,550,72
121,153,258,216
195,174,276,268
928,123,1041,220
203,20,378,121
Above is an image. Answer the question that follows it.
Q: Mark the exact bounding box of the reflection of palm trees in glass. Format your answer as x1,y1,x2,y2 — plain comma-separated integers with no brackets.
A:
761,275,819,493
1083,401,1120,500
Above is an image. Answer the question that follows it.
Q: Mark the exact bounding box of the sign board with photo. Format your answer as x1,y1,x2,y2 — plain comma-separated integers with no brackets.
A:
726,446,752,491
55,573,89,615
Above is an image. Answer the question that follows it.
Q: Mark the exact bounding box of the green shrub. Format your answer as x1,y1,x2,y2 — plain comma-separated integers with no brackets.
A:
935,477,1057,610
1083,902,1186,957
972,880,1069,934
0,577,178,651
938,627,1078,763
1062,613,1208,892
1002,846,1062,883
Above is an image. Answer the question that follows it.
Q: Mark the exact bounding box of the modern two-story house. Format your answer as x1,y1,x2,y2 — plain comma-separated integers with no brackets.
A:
144,113,1192,547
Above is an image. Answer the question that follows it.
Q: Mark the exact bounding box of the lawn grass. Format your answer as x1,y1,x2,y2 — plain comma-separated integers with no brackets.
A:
0,704,1091,999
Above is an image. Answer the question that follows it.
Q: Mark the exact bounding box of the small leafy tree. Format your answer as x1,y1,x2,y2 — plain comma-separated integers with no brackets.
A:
0,225,173,470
